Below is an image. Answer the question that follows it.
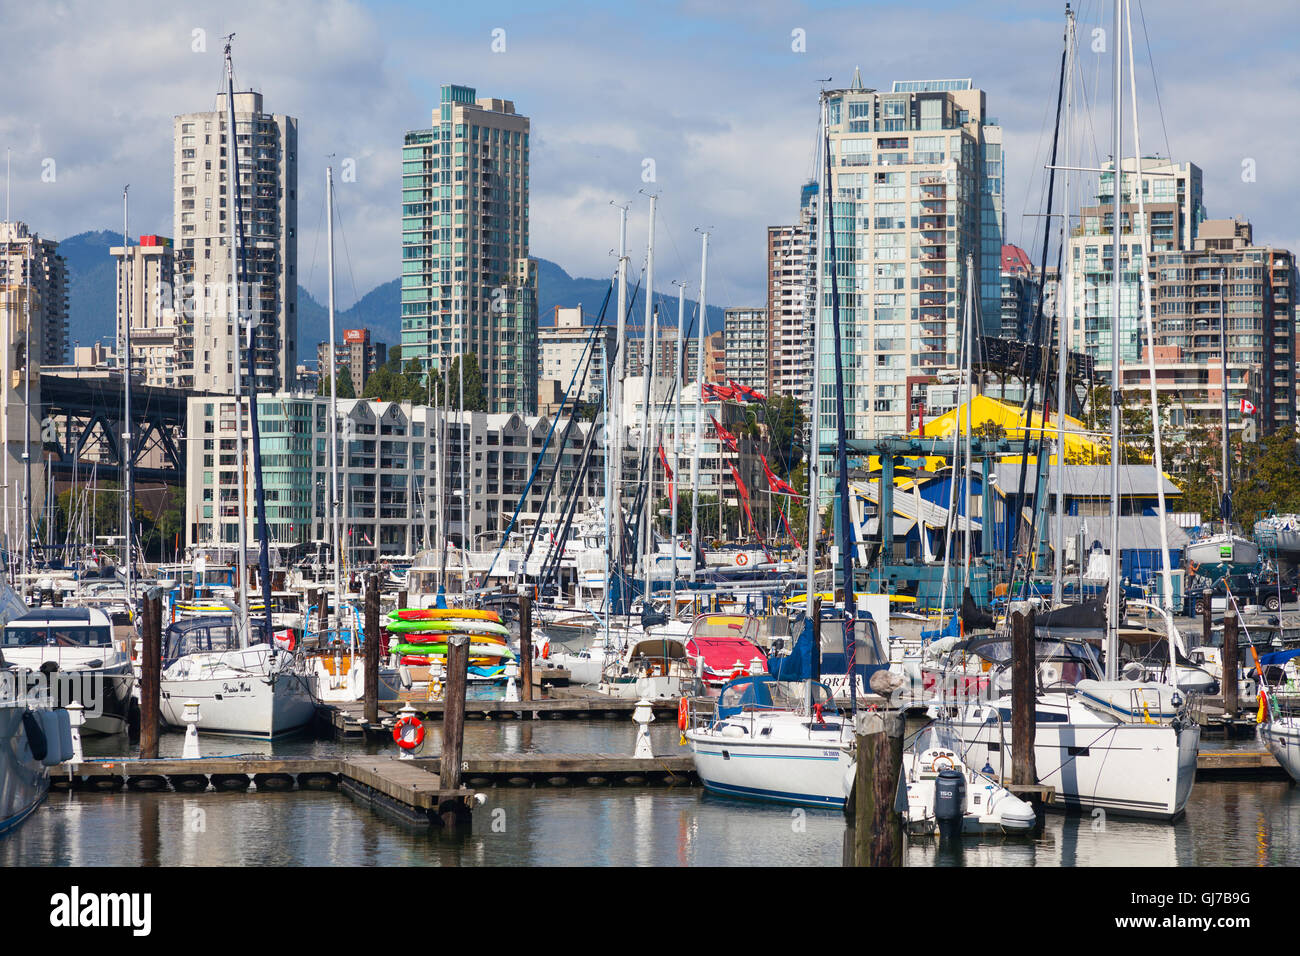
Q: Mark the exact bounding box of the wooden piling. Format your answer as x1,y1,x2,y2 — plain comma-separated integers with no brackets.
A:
1010,604,1037,787
851,710,904,867
440,634,469,824
519,590,534,703
1223,607,1239,717
364,573,380,725
1202,587,1212,647
139,589,162,760
398,589,408,609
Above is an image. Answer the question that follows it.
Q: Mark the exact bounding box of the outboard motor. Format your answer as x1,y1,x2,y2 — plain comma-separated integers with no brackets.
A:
934,767,966,843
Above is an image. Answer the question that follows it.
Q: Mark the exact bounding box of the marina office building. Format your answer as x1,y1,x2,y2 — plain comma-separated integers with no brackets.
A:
184,395,604,562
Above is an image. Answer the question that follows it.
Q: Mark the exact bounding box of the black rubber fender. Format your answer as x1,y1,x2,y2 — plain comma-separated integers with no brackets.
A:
21,710,47,762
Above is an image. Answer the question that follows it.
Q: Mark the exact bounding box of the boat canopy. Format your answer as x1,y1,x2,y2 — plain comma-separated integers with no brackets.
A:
685,635,767,675
163,615,267,666
769,608,888,683
715,675,834,720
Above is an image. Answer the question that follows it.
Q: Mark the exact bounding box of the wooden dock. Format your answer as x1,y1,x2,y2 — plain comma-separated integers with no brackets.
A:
1196,750,1288,778
319,694,681,739
52,750,701,819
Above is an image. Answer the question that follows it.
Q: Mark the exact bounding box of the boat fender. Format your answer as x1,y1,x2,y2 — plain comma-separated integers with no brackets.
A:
21,710,48,762
37,710,65,765
393,714,425,750
54,709,73,762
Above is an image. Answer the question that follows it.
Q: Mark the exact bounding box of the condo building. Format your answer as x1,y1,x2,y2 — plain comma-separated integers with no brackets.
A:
110,235,180,388
174,91,298,393
401,84,537,414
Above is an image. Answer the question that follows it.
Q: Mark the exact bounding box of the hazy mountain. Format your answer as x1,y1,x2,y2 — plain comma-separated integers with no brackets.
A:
58,231,728,363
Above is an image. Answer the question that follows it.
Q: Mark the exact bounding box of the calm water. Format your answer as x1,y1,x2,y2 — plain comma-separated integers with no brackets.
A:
6,719,1293,866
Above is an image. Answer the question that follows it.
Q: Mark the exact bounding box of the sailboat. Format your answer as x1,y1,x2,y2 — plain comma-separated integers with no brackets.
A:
685,89,886,805
945,1,1199,821
158,39,316,737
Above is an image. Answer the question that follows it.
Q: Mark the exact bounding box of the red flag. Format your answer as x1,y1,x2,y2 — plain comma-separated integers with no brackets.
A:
657,443,675,500
761,454,798,496
729,380,767,403
710,414,739,452
703,382,739,403
727,461,759,539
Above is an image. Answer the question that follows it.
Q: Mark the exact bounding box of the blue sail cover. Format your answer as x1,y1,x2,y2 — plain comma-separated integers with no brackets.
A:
921,615,960,642
1258,647,1300,667
767,610,888,685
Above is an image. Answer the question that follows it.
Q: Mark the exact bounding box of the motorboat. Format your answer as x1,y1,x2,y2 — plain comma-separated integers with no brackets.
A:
158,616,317,738
843,722,1037,836
0,608,135,736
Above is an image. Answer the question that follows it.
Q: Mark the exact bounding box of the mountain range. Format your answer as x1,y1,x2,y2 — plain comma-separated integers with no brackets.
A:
58,229,727,362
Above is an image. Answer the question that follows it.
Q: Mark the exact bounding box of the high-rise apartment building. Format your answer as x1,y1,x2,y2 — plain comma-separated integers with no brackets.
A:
1067,157,1204,372
537,307,612,403
724,307,769,393
0,221,67,366
998,243,1038,340
401,84,537,414
317,328,387,396
174,91,298,394
767,180,819,401
816,76,1004,455
1122,218,1295,435
110,235,180,387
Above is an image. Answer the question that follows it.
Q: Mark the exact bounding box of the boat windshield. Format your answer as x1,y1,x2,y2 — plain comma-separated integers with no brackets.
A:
2,625,112,648
716,677,833,718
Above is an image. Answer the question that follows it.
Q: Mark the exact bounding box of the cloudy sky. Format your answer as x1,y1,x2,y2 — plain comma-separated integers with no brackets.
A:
2,0,1297,309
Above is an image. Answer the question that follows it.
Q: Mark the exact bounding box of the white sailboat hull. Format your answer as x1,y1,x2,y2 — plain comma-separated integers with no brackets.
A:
687,730,852,807
1260,718,1300,782
160,670,316,738
949,708,1199,820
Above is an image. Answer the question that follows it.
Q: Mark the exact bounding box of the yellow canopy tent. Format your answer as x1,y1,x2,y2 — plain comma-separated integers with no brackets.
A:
865,394,1106,473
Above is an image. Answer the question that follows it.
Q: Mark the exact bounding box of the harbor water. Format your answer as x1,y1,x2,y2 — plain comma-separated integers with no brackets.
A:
2,722,1295,866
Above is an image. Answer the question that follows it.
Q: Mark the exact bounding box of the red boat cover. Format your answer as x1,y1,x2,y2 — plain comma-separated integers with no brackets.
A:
686,635,768,677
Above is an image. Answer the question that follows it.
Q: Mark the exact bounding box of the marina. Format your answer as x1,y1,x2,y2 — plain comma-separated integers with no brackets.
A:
0,3,1297,924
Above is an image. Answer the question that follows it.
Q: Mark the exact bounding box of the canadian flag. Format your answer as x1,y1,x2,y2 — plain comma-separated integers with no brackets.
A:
1240,398,1256,416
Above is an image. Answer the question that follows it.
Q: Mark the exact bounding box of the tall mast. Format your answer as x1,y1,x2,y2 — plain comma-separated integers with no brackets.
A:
611,204,628,580
1219,270,1230,536
121,186,133,606
642,305,658,607
961,256,975,594
1106,0,1123,680
325,166,343,631
638,194,657,607
805,95,827,617
670,281,685,613
21,220,32,585
1054,7,1076,605
1124,0,1173,612
690,230,708,584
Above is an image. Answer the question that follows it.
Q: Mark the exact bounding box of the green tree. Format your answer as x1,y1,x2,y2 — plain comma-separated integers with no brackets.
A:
445,352,488,412
318,369,355,399
762,396,805,478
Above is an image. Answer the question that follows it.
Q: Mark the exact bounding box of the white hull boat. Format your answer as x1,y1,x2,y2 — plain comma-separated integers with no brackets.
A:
160,644,317,739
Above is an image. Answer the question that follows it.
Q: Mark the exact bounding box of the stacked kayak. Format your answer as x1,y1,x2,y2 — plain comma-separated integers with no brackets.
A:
387,608,515,665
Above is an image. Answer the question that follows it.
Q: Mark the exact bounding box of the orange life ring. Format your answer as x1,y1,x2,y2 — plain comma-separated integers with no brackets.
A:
393,714,426,750
735,553,749,566
677,697,689,731
542,640,550,660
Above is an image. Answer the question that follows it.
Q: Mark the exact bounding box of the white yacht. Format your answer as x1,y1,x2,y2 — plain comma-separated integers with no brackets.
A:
684,676,853,806
0,608,134,736
158,616,317,738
